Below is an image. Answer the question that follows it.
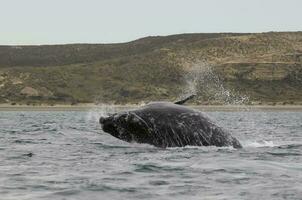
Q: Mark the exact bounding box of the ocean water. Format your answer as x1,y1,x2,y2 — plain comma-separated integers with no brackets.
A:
0,109,302,200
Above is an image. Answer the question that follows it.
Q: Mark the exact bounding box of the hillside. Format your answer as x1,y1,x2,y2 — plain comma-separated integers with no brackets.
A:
0,32,302,105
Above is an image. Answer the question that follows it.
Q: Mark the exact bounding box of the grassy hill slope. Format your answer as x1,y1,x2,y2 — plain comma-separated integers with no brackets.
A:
0,32,302,105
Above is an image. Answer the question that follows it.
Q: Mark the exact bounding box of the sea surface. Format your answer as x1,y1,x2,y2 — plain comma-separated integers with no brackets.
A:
0,108,302,200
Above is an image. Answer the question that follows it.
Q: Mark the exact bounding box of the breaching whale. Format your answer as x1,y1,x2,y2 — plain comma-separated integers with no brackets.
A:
99,95,242,148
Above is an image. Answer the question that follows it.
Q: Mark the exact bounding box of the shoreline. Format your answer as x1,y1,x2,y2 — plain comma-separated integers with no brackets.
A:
1,104,302,111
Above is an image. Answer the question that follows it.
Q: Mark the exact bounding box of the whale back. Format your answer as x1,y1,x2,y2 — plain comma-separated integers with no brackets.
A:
128,102,241,148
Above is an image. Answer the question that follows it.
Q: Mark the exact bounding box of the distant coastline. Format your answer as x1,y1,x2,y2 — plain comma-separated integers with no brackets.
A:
1,32,302,106
1,103,302,111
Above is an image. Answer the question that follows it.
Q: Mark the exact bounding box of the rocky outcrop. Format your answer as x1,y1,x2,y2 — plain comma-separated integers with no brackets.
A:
20,87,39,97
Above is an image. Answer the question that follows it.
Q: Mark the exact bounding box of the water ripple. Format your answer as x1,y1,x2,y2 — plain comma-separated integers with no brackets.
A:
0,111,302,200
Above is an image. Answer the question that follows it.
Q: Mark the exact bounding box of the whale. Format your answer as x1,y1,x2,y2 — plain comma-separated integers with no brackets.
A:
99,95,242,148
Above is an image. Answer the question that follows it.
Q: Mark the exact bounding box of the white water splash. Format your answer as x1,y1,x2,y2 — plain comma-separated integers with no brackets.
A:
180,60,249,105
85,104,117,123
167,145,236,152
244,140,276,148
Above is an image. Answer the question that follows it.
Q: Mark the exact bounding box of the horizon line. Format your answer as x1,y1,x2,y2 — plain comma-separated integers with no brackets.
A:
1,31,302,46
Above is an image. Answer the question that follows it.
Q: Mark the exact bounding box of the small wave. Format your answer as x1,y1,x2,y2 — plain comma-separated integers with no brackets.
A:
167,145,236,151
277,143,302,149
134,163,184,173
267,152,301,157
92,141,156,150
13,139,38,144
243,140,276,148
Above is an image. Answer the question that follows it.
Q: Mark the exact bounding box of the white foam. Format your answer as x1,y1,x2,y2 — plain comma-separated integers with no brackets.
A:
243,140,276,148
179,60,249,105
167,145,236,151
85,104,117,123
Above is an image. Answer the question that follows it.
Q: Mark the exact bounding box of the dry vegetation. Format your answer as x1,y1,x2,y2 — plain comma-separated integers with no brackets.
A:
0,32,301,105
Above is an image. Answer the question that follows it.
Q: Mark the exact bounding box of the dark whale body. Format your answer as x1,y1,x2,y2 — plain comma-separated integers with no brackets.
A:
99,101,242,148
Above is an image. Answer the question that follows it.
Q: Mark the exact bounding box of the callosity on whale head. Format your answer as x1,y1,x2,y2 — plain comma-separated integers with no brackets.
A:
99,112,152,144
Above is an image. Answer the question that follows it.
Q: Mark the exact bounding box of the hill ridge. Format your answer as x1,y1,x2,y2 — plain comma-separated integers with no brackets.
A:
0,32,301,105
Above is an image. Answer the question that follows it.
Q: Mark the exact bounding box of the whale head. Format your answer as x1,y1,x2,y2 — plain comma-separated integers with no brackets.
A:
99,112,150,143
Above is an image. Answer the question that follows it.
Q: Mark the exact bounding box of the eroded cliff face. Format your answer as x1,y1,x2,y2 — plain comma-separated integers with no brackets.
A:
0,32,302,105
